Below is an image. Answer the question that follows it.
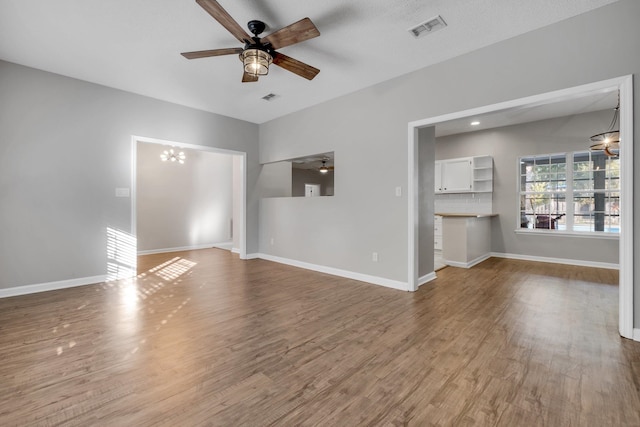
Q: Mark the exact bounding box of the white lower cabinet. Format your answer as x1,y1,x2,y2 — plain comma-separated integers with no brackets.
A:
441,215,493,268
434,215,443,250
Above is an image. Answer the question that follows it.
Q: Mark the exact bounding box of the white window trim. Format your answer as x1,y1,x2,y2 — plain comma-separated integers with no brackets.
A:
514,229,619,240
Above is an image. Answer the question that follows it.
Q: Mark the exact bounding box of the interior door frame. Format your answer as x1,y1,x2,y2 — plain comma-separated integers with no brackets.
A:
407,75,634,340
131,135,248,260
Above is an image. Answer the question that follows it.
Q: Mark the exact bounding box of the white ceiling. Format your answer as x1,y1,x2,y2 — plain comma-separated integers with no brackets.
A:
435,88,619,137
0,0,619,124
290,152,334,170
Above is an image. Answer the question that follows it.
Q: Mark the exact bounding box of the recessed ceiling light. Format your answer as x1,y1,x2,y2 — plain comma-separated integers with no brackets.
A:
470,121,480,126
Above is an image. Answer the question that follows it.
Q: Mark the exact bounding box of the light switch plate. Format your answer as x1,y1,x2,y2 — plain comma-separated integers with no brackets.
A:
115,188,130,197
395,186,402,197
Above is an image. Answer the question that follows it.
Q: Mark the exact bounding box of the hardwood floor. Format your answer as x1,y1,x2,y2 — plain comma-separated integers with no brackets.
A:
1,249,639,426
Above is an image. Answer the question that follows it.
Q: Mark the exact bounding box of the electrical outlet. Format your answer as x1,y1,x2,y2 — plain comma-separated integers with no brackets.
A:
372,252,378,262
395,186,402,197
270,237,275,246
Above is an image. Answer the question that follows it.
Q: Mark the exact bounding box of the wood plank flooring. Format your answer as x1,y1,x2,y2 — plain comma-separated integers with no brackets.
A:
1,249,639,426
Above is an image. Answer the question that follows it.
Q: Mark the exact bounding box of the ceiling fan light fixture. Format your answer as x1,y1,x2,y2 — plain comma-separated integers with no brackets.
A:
242,48,272,76
590,130,620,145
590,130,620,156
160,148,186,164
319,160,329,174
589,95,620,157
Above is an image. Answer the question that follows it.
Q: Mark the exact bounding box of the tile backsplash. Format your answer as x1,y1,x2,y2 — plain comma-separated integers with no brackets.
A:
434,192,493,214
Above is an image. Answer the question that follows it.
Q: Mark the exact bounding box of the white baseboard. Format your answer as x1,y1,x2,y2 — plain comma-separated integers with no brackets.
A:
633,329,640,342
137,241,233,256
244,253,260,260
418,272,437,287
491,252,619,270
231,247,240,254
444,254,491,269
214,242,233,250
257,253,408,291
0,275,107,299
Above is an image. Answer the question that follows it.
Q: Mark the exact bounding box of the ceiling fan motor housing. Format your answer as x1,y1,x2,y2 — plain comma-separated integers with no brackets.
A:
248,20,266,36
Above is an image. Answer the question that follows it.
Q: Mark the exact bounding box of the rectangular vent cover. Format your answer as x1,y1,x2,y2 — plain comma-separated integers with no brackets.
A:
261,93,278,101
408,15,447,38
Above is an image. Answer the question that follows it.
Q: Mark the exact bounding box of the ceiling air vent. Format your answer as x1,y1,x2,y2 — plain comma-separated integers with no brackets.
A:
261,93,278,101
408,15,447,38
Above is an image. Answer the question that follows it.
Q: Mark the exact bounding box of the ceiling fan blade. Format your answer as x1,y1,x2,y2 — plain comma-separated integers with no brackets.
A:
242,72,259,83
261,17,320,50
181,47,243,59
272,52,320,80
196,0,252,43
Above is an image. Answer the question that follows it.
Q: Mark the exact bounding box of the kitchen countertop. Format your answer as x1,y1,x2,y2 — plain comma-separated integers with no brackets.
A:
435,213,498,218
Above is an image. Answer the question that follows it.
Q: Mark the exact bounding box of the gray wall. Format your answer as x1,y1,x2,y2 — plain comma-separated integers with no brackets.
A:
436,110,619,264
258,0,640,323
0,60,259,289
418,127,436,278
258,161,292,198
136,143,233,252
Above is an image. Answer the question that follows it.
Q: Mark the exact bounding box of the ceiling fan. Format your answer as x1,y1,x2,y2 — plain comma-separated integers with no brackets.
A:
181,0,321,82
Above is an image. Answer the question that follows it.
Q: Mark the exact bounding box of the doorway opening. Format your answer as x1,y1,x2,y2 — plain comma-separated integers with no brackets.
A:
407,75,634,339
305,184,321,197
131,135,248,262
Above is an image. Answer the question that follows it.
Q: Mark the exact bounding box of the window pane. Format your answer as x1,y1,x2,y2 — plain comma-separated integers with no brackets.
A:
607,157,620,178
574,192,593,232
554,214,567,231
520,211,532,228
575,214,595,232
573,176,591,191
519,154,567,231
519,151,618,234
605,192,620,232
606,177,620,190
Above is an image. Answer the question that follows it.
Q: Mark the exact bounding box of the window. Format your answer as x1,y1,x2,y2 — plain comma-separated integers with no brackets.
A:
519,151,619,234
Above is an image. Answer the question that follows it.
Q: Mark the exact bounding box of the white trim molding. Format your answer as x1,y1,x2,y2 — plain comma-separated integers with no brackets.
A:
513,229,620,240
419,272,437,287
258,253,408,291
131,135,248,261
137,242,233,256
407,127,420,291
491,252,619,270
444,254,491,269
0,275,107,299
408,75,633,340
244,253,260,260
617,75,634,340
633,329,640,342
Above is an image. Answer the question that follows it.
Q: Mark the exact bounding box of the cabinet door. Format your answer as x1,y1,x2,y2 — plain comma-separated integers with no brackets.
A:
434,161,442,193
442,158,472,192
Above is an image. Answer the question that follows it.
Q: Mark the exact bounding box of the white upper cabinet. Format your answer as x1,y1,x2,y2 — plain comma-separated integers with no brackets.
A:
471,155,493,193
435,155,493,193
441,158,473,192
